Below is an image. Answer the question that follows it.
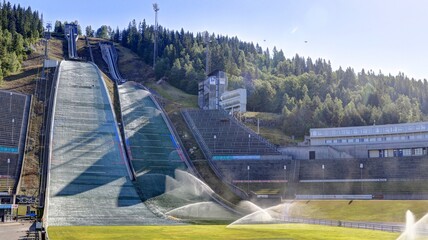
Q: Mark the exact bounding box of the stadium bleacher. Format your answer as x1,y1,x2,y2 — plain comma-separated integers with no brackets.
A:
0,90,30,193
297,157,428,180
180,108,428,198
182,109,280,157
294,157,428,197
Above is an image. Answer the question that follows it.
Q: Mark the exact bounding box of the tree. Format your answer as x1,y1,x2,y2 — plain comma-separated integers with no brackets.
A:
247,80,276,112
112,26,120,42
85,25,94,37
54,20,63,34
0,1,43,80
113,17,428,139
96,25,111,39
314,94,344,127
342,101,365,126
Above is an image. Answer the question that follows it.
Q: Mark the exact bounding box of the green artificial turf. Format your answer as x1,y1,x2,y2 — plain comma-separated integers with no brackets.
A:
48,224,399,240
288,200,428,223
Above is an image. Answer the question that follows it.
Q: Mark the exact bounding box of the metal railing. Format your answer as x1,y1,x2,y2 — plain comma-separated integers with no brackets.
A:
225,109,279,153
181,109,249,200
283,217,403,233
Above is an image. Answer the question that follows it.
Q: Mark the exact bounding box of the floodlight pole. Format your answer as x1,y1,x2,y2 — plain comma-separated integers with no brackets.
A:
45,22,52,60
204,31,211,75
153,3,160,70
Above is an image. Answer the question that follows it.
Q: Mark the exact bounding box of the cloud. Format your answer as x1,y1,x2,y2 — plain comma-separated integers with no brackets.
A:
291,26,299,34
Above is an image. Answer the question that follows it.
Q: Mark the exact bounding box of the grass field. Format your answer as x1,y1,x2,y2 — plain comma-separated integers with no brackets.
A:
146,81,198,109
48,224,399,240
287,200,428,223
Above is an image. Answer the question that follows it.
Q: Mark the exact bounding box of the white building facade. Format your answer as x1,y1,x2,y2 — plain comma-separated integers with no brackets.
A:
307,122,428,159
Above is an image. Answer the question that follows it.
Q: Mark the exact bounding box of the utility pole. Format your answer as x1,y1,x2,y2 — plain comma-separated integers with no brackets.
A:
153,3,159,69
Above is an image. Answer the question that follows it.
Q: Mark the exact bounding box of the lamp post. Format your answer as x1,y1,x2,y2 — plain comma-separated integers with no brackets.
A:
284,165,287,199
9,92,12,112
360,163,364,192
247,165,250,193
322,164,325,195
7,158,10,194
213,134,216,155
11,118,15,144
248,134,251,153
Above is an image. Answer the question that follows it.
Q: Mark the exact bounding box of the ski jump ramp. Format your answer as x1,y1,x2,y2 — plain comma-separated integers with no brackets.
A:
46,61,172,226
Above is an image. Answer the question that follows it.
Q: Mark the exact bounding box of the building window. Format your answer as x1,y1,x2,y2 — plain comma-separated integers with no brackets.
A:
403,149,411,156
415,148,423,156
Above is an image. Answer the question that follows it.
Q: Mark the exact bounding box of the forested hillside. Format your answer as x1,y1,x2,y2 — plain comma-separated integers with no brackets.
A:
0,1,43,81
102,20,427,137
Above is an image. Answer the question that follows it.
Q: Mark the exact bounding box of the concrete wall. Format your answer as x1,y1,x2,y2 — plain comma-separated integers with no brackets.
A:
279,146,354,160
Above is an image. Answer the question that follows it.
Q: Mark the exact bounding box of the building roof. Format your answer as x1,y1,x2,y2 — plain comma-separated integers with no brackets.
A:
207,69,222,77
310,121,428,138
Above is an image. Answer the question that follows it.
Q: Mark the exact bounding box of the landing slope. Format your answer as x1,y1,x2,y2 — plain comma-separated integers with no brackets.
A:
47,61,172,226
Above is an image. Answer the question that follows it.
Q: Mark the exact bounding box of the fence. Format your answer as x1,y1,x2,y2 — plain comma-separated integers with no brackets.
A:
283,217,403,233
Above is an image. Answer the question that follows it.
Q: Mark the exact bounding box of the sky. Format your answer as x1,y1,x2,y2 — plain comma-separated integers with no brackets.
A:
10,0,428,80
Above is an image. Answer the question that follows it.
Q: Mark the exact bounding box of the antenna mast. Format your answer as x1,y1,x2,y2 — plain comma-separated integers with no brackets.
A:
153,3,159,69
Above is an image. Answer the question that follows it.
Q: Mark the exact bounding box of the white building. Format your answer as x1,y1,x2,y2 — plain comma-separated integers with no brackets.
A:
308,122,428,159
220,88,247,113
